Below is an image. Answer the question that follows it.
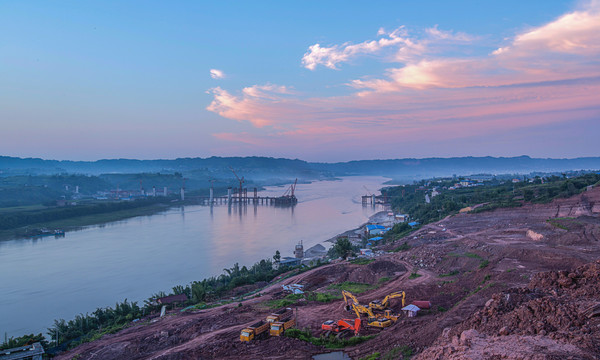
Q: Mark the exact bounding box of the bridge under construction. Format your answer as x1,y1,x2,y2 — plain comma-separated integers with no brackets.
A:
188,178,298,206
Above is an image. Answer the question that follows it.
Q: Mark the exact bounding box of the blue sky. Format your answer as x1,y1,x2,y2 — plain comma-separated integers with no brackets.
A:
1,1,598,161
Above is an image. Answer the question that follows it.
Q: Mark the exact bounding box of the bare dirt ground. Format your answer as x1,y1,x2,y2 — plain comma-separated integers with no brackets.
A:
57,187,600,360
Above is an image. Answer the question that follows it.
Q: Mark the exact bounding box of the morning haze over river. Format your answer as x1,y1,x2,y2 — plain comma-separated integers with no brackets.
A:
0,176,388,337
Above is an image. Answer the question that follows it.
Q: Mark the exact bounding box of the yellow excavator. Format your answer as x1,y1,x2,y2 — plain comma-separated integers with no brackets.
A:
342,290,370,314
369,291,405,311
352,303,392,328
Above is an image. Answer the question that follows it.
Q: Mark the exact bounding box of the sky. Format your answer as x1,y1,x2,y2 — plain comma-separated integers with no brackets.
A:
1,1,599,162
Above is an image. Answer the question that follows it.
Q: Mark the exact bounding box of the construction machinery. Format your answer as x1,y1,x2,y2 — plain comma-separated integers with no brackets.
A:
341,290,362,310
369,291,406,311
352,303,393,329
266,307,293,323
240,320,270,342
382,309,401,321
321,318,361,337
274,178,298,205
270,318,296,336
229,167,245,202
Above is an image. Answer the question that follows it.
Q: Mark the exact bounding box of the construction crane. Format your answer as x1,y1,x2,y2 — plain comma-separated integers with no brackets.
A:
208,179,215,204
229,167,244,202
352,303,392,329
369,291,406,311
281,178,297,197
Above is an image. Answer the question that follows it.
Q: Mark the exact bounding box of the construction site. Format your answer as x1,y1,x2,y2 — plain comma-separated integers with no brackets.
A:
55,187,600,359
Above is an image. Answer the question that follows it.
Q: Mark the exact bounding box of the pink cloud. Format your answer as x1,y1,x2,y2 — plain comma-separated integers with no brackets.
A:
207,4,600,158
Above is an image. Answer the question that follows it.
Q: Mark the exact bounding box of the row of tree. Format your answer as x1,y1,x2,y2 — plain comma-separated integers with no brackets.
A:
41,252,293,351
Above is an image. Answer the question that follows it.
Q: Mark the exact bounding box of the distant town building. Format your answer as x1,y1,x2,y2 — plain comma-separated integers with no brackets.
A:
402,304,421,317
294,240,304,258
395,214,409,222
279,257,301,267
0,342,44,360
365,224,387,235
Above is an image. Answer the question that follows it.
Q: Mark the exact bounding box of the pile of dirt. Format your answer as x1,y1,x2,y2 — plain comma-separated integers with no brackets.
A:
301,261,406,291
417,260,600,359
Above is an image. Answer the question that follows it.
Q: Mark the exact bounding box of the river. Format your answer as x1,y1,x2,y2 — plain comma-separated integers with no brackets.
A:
0,176,389,338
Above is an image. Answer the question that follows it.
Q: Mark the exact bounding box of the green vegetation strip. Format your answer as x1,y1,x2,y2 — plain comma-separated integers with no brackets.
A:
408,272,422,279
439,270,459,277
327,282,376,294
285,328,376,349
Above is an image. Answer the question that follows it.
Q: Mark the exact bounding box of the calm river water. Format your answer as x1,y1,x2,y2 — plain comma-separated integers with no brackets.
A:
0,176,388,337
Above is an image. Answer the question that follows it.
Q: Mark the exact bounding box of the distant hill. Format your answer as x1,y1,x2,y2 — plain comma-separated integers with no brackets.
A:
1,155,599,181
309,156,600,179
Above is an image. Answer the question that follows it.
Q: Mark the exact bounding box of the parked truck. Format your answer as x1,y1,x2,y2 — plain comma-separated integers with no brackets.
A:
266,307,293,323
240,320,270,342
270,318,296,336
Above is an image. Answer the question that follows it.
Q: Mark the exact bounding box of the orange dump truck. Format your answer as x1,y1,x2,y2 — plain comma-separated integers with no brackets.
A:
266,307,293,323
240,320,270,342
270,318,296,336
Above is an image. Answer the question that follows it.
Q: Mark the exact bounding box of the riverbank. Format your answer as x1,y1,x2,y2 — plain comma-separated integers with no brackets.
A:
0,202,175,241
324,210,389,244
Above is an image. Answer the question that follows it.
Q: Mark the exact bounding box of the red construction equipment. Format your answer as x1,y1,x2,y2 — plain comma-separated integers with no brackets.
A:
321,318,361,336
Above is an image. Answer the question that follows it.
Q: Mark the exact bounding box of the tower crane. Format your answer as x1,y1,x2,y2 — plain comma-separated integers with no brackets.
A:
229,167,244,201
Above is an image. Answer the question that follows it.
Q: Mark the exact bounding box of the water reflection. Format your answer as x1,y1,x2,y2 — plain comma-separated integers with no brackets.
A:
0,176,389,338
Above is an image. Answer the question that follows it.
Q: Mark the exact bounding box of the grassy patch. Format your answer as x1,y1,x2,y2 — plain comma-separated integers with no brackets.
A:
305,292,342,303
437,280,455,286
408,271,422,279
266,298,297,309
479,260,490,269
391,241,411,252
285,328,376,349
350,258,375,265
546,219,569,230
439,270,459,277
378,277,391,284
360,353,380,360
384,346,413,359
327,282,376,294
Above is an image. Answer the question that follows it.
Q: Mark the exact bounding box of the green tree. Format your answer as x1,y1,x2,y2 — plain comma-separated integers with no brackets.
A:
331,237,353,260
273,250,281,263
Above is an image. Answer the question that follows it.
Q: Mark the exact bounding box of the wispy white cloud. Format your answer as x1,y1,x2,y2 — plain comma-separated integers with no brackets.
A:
425,25,475,42
210,69,226,79
301,25,476,70
301,27,408,70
